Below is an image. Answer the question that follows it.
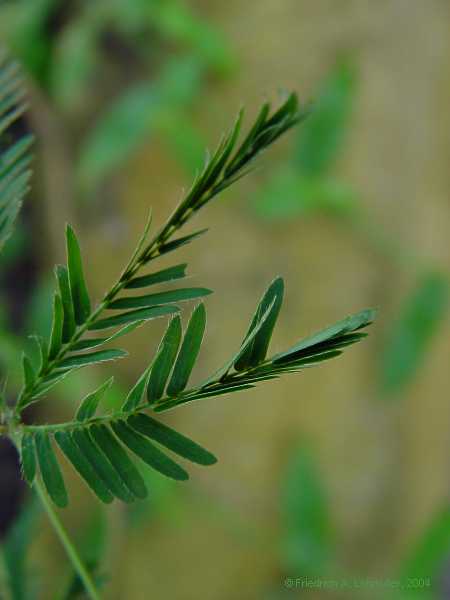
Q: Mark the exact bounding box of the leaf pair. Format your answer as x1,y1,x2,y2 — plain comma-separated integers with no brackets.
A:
21,412,216,507
121,303,207,412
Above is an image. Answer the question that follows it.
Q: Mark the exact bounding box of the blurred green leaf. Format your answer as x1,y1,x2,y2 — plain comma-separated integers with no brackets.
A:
280,444,333,575
380,272,449,396
50,17,98,111
2,497,40,600
149,0,235,73
255,167,357,220
77,57,204,189
293,61,356,176
59,509,108,600
399,507,450,594
0,0,56,84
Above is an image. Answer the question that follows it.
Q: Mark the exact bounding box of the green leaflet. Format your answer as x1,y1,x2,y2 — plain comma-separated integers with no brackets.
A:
72,321,143,351
125,263,187,289
55,265,76,342
72,428,135,503
76,377,114,421
34,432,68,508
66,225,91,325
154,383,256,412
147,316,182,404
167,303,206,395
108,287,212,310
89,305,179,331
275,333,367,365
48,294,64,360
200,299,276,386
31,335,48,373
157,228,208,256
122,365,152,412
234,277,284,370
21,433,36,484
127,413,216,466
272,308,376,364
21,354,35,389
54,431,114,504
89,425,147,500
31,368,78,401
58,349,127,369
111,420,188,481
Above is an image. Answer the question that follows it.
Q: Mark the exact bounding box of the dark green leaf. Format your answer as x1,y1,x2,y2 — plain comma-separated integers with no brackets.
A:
111,420,188,481
76,377,114,421
54,431,114,504
128,413,216,466
235,277,284,370
273,308,376,363
125,263,187,289
167,303,206,395
89,425,147,499
34,431,68,508
122,366,152,412
21,433,36,484
72,321,143,351
157,228,208,256
156,383,255,412
58,349,127,369
89,305,179,331
31,334,48,373
55,265,76,342
72,428,135,503
48,293,64,360
200,299,277,386
147,316,182,403
380,273,449,396
31,368,77,400
109,287,212,310
66,225,91,325
21,353,35,389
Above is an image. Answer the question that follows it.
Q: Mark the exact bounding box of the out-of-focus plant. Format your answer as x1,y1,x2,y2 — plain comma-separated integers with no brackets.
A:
1,496,40,600
277,444,450,600
0,51,376,598
0,0,234,192
280,444,334,577
255,61,357,220
380,273,449,398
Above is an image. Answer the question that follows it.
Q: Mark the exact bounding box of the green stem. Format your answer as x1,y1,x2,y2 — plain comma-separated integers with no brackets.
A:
34,479,101,600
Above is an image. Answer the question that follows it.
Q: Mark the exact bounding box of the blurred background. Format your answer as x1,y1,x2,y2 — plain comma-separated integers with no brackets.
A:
0,1,449,598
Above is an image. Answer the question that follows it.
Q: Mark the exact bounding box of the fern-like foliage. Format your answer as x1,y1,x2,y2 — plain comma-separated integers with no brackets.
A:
0,52,376,508
0,49,33,251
